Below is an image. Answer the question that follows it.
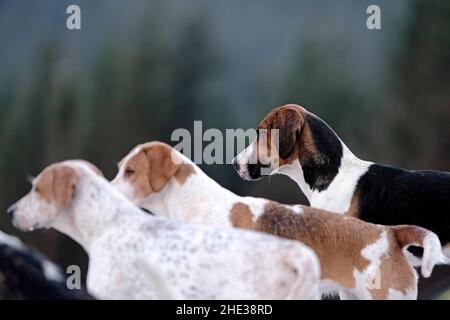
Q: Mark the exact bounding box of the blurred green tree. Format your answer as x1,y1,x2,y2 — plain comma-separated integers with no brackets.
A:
277,40,375,157
0,10,224,278
378,0,450,170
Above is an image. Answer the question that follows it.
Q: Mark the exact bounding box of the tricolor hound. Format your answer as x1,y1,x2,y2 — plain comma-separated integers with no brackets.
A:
233,104,450,258
7,160,320,300
112,142,446,299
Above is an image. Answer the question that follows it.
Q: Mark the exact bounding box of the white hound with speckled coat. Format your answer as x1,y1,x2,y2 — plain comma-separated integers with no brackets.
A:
8,160,320,300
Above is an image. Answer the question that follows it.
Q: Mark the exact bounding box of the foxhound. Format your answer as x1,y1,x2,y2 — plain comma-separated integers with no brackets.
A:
8,160,320,300
112,142,446,299
233,104,450,258
0,230,92,299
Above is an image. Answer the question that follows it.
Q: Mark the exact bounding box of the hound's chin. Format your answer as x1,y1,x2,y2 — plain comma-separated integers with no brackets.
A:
236,170,262,181
12,221,37,232
13,216,50,232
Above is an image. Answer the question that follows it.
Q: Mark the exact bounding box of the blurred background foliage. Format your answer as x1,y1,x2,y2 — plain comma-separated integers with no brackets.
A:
0,0,449,298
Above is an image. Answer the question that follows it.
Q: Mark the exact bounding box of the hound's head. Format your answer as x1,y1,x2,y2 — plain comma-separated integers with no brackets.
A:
7,160,103,231
111,142,195,205
233,104,305,180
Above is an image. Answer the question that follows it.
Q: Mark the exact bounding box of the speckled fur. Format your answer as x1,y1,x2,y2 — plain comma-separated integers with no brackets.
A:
10,160,320,300
113,143,446,300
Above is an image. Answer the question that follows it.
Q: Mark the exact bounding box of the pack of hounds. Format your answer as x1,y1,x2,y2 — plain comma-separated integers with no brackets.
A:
3,104,450,300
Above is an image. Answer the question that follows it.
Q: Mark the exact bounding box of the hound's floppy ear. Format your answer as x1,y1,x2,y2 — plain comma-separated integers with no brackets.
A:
37,166,79,210
144,144,180,192
271,107,303,159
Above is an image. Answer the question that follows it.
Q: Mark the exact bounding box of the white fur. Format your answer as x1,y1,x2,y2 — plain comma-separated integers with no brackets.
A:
235,136,372,214
42,260,64,282
421,233,448,277
13,161,320,300
351,231,417,300
246,141,373,214
112,147,425,300
0,231,24,249
387,287,416,300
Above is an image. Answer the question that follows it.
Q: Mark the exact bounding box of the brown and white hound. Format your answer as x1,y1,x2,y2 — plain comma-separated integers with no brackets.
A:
112,142,446,299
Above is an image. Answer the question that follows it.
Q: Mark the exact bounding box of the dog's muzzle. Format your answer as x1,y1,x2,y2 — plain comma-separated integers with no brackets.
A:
232,158,241,175
246,163,262,180
233,158,265,180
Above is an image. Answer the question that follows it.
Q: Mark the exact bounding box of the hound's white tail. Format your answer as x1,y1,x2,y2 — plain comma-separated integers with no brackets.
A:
392,225,449,278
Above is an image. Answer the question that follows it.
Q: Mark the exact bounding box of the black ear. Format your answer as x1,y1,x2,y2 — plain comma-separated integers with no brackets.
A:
273,109,303,159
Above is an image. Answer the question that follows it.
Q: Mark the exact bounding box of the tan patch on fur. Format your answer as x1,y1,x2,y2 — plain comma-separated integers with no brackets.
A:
392,225,427,248
145,144,180,192
120,142,196,199
256,104,320,166
230,201,379,289
346,192,360,217
36,168,56,204
230,200,418,297
36,166,78,210
368,229,416,299
121,149,153,200
175,164,195,185
230,203,255,230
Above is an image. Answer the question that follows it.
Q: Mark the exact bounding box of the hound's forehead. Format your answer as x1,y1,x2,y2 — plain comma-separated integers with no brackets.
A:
60,160,103,176
118,147,143,168
258,108,283,128
118,142,173,168
258,104,305,128
277,104,303,112
37,161,102,179
36,163,64,178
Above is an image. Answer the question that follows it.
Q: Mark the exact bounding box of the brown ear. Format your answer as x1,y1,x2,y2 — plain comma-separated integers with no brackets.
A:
37,166,78,210
144,145,179,192
272,107,303,159
53,166,78,210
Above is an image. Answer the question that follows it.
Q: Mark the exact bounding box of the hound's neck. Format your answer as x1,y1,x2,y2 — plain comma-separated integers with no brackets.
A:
52,179,142,252
142,163,240,227
277,143,372,214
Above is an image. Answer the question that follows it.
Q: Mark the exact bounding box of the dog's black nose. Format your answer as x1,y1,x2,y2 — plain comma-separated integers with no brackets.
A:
6,205,15,219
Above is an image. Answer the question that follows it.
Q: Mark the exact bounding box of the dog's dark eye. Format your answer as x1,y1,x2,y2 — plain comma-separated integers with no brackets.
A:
124,168,135,177
34,186,41,193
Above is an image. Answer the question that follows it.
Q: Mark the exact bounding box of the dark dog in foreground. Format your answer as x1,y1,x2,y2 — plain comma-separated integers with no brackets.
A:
0,231,92,300
234,104,450,259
